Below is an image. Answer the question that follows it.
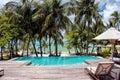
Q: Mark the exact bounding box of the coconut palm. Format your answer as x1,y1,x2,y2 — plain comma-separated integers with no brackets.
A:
73,0,102,54
65,30,79,53
90,23,104,54
32,1,52,56
43,0,72,56
5,0,39,56
111,11,120,30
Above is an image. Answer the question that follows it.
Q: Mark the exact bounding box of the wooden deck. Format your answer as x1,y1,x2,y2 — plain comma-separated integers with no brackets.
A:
0,61,93,80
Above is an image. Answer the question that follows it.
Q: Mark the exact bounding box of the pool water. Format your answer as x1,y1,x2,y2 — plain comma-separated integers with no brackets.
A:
15,56,99,66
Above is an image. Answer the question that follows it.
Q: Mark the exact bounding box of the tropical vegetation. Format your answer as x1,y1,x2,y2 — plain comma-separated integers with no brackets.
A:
0,0,120,60
101,48,110,58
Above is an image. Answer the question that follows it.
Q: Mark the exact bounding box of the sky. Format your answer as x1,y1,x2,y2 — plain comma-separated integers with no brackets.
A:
0,0,120,24
96,0,120,24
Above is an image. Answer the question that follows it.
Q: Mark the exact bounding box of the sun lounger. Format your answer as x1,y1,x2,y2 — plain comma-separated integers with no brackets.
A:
85,62,116,80
0,68,4,76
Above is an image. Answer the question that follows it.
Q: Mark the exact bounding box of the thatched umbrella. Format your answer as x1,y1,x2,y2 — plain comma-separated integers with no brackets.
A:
93,27,120,58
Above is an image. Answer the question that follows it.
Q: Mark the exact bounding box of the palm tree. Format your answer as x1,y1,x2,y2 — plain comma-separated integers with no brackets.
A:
43,0,72,56
5,0,39,56
90,23,104,54
65,30,79,54
32,1,46,56
75,23,87,54
73,0,102,54
32,0,55,56
111,11,120,30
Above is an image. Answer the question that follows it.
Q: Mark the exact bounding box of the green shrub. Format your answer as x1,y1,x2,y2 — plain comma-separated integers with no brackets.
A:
101,48,110,57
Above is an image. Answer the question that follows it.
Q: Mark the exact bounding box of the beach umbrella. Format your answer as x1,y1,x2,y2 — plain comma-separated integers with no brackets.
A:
93,27,120,57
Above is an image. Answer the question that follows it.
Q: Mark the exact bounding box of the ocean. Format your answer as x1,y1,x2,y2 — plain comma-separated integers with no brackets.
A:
35,40,75,53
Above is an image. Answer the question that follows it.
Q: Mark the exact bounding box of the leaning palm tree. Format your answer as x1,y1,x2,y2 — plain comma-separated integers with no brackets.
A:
43,0,72,56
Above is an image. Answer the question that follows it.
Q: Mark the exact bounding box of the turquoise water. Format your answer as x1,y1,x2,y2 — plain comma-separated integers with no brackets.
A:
35,40,94,53
35,40,75,53
15,56,99,66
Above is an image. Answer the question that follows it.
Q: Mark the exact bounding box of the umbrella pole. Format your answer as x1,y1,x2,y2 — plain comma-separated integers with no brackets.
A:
109,39,115,59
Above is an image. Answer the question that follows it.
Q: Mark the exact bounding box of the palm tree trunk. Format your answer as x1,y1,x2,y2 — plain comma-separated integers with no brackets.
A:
90,44,95,54
75,47,77,54
8,41,11,59
49,34,52,55
86,21,90,55
55,32,58,56
39,37,43,57
86,41,88,54
22,40,26,56
76,46,79,54
30,35,38,57
28,17,38,57
26,37,30,56
69,50,70,54
0,47,3,60
10,40,14,58
15,38,18,55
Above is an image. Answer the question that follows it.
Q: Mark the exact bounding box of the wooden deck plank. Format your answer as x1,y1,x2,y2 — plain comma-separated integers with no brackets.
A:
0,61,93,80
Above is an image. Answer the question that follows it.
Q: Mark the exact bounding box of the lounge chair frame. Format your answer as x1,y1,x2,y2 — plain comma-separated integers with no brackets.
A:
85,62,117,80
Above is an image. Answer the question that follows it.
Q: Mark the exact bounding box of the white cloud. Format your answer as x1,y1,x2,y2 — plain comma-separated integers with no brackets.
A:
0,0,13,5
96,0,120,25
116,0,120,2
0,0,16,8
103,3,119,24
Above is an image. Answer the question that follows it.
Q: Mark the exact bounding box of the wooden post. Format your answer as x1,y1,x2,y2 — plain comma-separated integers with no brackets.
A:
109,39,115,58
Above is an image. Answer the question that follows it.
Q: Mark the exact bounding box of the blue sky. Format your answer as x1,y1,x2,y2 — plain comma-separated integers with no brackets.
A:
96,0,120,24
0,0,120,24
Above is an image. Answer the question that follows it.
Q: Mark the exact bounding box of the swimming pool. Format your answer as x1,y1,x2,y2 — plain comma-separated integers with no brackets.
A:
15,56,99,66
